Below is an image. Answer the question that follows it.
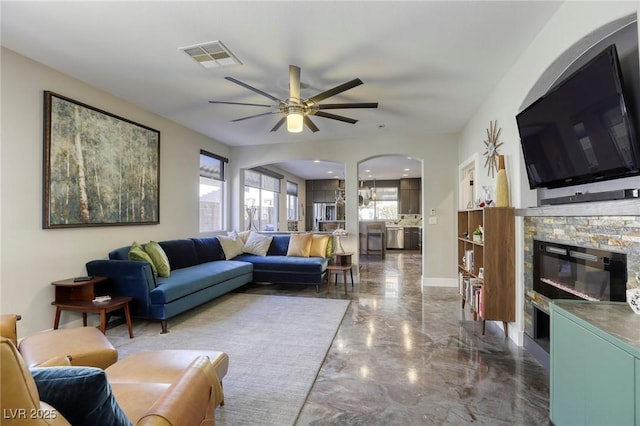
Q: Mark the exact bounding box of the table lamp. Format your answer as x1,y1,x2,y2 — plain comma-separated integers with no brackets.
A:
332,228,348,253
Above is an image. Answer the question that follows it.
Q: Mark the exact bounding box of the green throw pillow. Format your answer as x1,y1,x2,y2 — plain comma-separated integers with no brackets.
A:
326,236,334,258
128,241,157,276
144,241,171,278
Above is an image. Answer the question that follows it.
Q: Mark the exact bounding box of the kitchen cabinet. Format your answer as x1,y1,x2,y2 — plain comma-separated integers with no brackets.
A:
306,179,344,230
403,227,421,250
400,178,421,214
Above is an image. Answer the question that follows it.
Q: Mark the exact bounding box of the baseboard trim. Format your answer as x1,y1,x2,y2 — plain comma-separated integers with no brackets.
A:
422,277,458,287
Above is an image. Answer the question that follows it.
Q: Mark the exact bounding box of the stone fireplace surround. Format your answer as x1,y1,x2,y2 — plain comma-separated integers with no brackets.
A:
517,200,640,368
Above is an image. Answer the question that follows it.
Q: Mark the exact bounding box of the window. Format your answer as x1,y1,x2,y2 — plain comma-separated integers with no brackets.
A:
286,181,299,221
244,167,282,231
199,150,227,232
358,186,398,220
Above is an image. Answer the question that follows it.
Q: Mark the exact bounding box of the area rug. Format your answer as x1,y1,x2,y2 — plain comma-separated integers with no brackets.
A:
106,293,350,426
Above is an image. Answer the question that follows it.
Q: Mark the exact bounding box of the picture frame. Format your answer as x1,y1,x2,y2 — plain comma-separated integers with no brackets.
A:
43,91,160,228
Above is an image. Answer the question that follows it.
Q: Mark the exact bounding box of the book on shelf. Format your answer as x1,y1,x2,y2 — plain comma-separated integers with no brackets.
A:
465,250,474,272
469,278,482,311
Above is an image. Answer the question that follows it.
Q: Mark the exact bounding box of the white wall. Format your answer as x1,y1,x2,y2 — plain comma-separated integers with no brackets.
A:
1,46,461,335
456,2,639,344
229,132,459,284
0,48,232,335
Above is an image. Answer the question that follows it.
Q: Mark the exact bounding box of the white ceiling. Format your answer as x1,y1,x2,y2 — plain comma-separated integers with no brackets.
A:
1,1,562,179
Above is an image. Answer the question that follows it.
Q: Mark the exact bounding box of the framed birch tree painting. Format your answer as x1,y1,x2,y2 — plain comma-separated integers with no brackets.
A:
43,91,160,228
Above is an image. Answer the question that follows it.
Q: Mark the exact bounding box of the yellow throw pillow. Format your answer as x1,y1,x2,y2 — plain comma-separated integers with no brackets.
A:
144,241,171,278
128,241,157,276
287,233,313,257
309,234,330,258
217,234,245,260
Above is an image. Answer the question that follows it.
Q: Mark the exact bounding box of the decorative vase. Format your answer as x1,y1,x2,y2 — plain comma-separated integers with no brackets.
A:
495,155,509,207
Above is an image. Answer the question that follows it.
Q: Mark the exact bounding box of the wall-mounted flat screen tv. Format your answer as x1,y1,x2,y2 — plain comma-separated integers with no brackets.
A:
516,44,640,189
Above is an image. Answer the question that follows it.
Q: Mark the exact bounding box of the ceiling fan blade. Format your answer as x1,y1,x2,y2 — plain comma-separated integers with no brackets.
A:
225,77,282,103
290,65,301,103
270,117,286,132
305,78,363,105
232,111,279,122
312,111,358,124
209,100,273,107
317,102,378,110
304,116,319,133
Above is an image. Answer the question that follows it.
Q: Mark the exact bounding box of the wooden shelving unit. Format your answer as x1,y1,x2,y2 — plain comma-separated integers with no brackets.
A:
457,207,515,337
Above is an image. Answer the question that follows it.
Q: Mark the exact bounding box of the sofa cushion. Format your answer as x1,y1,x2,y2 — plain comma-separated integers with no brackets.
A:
128,242,157,276
236,254,328,274
144,241,171,278
287,233,313,257
191,237,226,263
31,366,132,426
151,261,253,304
236,230,251,244
158,239,199,270
242,232,273,256
326,235,334,257
217,234,244,260
267,235,290,256
309,234,330,258
109,246,131,261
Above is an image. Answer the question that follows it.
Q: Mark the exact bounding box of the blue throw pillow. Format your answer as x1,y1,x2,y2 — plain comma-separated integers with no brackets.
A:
192,237,226,263
31,366,132,426
267,235,290,256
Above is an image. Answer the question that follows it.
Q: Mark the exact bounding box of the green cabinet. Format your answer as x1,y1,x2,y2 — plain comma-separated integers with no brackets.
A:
551,302,637,425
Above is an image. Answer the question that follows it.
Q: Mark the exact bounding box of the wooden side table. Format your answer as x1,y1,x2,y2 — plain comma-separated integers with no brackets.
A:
51,277,134,338
333,252,353,266
326,265,354,296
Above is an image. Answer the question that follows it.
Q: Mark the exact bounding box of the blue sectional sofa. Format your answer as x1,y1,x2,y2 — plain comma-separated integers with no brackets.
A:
86,235,330,333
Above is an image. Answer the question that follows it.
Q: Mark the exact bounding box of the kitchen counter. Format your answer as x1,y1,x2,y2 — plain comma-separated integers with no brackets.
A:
359,221,387,255
316,220,345,232
552,299,640,355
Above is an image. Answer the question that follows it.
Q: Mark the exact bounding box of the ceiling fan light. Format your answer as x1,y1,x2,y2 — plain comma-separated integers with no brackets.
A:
286,107,304,133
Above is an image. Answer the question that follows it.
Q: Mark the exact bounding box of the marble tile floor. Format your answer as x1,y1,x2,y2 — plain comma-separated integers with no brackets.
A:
238,251,550,425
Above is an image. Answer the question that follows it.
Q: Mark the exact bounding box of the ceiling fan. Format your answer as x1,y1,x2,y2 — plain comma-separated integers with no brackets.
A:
209,65,378,133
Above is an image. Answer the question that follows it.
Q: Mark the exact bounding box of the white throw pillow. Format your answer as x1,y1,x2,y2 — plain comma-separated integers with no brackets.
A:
228,229,252,244
242,232,273,256
217,234,245,260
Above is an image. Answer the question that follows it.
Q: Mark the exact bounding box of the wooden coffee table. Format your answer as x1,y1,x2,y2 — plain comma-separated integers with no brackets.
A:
326,265,354,296
51,277,134,338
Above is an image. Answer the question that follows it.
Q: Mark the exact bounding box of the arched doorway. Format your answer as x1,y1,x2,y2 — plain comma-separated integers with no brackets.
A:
357,155,423,267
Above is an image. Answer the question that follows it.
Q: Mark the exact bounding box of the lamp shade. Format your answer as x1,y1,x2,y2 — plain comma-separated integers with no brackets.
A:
332,228,348,237
332,228,348,253
286,108,304,133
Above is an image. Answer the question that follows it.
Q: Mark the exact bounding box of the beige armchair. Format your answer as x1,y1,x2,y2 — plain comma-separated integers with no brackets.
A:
1,336,70,425
1,314,228,424
0,337,218,425
0,314,117,369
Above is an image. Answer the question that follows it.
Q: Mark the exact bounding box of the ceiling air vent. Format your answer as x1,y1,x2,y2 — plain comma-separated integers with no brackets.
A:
179,40,242,69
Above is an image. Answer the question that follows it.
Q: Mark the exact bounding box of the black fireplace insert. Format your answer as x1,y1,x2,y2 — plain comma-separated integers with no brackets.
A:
533,239,627,302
